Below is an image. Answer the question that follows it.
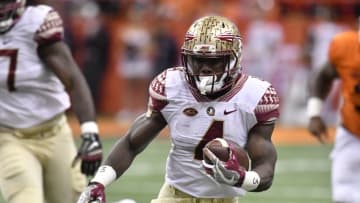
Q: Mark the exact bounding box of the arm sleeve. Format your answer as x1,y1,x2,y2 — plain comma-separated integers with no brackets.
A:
34,9,64,45
148,70,169,112
254,85,280,124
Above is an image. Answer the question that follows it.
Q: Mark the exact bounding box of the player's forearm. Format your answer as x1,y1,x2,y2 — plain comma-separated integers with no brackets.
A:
69,77,97,123
105,136,137,177
91,114,166,187
311,63,337,99
250,147,277,191
251,164,275,191
91,136,136,187
312,76,333,100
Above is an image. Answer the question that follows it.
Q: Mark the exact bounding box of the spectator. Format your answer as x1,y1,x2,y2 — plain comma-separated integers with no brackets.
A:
65,2,110,110
116,5,153,121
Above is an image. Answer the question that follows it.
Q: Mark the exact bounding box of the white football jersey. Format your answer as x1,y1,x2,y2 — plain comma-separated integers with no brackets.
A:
149,67,279,198
0,5,69,128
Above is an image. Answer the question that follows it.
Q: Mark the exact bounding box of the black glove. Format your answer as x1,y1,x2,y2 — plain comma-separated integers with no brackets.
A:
73,133,103,176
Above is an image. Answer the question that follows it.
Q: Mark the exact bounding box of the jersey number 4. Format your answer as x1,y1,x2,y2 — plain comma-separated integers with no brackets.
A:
0,49,18,92
194,120,224,160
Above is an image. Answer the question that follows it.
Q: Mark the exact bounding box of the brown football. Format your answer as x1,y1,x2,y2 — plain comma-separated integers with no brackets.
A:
203,138,250,170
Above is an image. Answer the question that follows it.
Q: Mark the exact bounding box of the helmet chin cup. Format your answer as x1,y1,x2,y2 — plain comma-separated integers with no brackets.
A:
196,75,225,95
0,18,13,32
197,75,214,95
0,0,26,33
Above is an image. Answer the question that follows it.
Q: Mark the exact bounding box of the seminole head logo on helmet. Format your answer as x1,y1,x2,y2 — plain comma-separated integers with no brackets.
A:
0,0,26,33
181,15,243,96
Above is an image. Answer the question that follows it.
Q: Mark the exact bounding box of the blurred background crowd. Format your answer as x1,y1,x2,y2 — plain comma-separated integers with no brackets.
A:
28,0,360,126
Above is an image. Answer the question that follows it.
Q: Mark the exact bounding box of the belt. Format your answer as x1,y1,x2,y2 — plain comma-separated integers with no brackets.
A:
0,114,66,139
169,185,237,203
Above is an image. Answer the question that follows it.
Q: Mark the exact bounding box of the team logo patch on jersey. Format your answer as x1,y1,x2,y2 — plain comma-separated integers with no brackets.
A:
183,107,198,117
207,107,215,116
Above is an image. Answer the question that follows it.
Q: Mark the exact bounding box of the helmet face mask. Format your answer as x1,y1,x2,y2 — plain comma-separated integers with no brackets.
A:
181,16,243,96
0,0,25,33
184,54,237,95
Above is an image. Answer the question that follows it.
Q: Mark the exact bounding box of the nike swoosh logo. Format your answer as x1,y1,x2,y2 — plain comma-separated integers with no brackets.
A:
224,109,237,115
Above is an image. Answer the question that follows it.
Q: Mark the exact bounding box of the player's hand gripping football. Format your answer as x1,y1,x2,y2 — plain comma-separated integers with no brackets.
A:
76,182,105,203
73,133,103,176
202,146,246,187
308,116,329,143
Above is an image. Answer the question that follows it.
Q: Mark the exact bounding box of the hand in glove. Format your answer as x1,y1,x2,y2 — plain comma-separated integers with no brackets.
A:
76,182,105,203
308,116,329,143
202,147,246,187
73,132,102,176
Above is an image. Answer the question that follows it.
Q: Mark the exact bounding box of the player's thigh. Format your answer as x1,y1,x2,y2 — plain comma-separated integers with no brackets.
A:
43,122,86,203
0,134,43,203
151,197,237,203
151,183,192,203
331,126,360,202
151,198,193,203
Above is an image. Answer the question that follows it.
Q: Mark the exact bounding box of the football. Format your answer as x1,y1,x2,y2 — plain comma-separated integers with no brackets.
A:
203,138,250,170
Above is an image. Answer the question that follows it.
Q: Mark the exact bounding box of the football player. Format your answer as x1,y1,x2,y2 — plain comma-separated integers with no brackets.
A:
0,1,102,203
77,16,279,203
307,16,360,203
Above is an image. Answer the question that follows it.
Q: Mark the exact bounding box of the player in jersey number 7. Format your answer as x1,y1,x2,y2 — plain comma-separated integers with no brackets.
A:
77,15,280,203
0,1,102,203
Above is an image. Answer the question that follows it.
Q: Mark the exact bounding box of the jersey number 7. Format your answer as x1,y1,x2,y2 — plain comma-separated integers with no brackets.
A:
0,49,18,92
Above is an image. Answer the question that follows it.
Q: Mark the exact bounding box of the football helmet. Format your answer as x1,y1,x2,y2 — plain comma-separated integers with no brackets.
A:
181,16,243,95
0,0,26,33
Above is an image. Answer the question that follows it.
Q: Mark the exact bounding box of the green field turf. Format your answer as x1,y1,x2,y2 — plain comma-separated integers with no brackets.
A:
0,138,333,203
102,138,333,203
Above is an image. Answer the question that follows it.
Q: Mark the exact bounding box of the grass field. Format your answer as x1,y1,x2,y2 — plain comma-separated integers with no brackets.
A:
102,138,333,203
0,138,333,203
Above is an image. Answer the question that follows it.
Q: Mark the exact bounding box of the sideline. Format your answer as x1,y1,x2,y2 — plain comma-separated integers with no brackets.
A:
68,116,335,145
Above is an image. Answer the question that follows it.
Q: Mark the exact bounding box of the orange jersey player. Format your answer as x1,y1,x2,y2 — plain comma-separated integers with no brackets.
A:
307,19,360,203
329,31,360,137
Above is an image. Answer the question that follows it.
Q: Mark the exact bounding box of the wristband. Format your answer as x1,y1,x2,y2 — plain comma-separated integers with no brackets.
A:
306,97,323,118
81,121,99,134
241,171,260,191
91,165,117,187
